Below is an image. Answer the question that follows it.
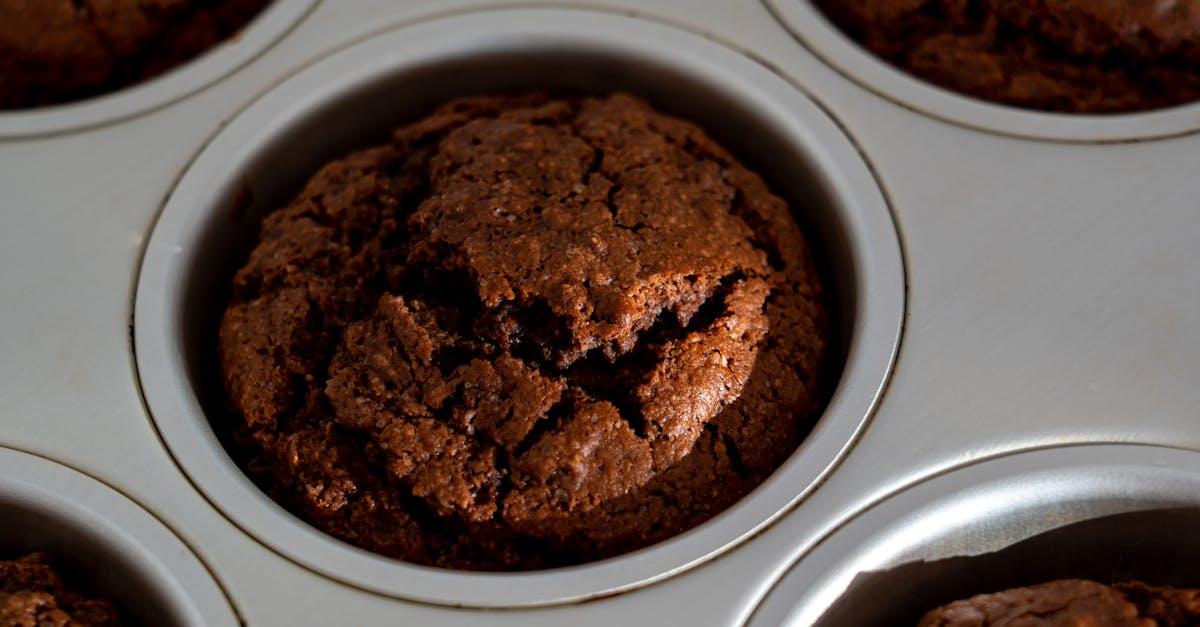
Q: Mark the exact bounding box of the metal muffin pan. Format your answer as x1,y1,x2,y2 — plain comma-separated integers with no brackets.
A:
747,445,1200,626
0,447,237,626
1,0,1199,625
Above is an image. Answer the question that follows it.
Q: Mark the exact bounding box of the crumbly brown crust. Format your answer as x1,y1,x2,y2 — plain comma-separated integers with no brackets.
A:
919,579,1200,626
815,0,1200,113
0,553,123,627
218,92,829,569
0,0,271,109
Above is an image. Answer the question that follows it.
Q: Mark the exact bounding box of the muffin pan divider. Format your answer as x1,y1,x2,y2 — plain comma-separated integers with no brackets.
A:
1,1,1198,625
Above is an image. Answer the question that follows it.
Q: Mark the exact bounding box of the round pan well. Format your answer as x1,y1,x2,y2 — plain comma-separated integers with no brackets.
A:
765,0,1200,143
0,447,237,627
0,0,319,138
134,8,904,608
749,444,1200,626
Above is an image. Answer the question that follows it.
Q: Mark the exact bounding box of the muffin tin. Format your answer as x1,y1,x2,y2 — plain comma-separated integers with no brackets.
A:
1,1,1198,625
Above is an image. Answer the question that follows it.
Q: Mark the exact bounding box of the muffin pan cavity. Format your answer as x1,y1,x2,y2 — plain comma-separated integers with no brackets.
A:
765,0,1200,142
0,0,318,139
0,447,237,627
748,444,1200,626
133,8,904,608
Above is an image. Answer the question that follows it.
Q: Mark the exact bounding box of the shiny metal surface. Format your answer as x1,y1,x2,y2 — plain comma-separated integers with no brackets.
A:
748,445,1200,626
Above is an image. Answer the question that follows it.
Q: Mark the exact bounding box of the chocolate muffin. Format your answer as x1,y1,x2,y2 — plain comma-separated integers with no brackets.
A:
218,92,830,569
0,0,271,110
0,553,123,626
919,579,1200,626
815,0,1200,113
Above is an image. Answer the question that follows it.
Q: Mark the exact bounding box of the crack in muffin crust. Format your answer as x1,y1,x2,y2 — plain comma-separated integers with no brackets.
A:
218,93,830,569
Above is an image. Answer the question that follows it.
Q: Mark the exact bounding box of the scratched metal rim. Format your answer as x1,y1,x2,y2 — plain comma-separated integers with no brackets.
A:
748,444,1200,626
765,0,1200,143
0,0,318,139
133,7,905,608
0,446,238,626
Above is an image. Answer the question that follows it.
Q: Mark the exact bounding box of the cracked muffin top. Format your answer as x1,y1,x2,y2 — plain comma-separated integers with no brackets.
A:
816,0,1200,113
919,579,1200,626
0,553,123,627
0,0,271,109
218,92,829,569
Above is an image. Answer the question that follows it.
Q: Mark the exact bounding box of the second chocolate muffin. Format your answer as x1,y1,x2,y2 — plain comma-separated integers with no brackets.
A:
0,553,123,627
816,0,1200,114
218,92,829,569
919,579,1200,626
0,0,271,110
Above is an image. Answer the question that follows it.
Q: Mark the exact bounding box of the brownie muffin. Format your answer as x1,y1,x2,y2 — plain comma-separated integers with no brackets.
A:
218,92,830,569
0,553,123,626
815,0,1200,113
0,0,272,110
919,579,1200,626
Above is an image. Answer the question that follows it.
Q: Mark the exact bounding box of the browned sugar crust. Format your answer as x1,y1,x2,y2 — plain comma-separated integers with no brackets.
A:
0,553,123,627
0,0,271,109
919,579,1200,626
815,0,1200,113
219,93,829,570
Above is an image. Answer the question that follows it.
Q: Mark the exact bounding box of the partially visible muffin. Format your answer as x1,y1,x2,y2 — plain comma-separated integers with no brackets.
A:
816,0,1200,113
0,553,123,627
919,579,1200,626
218,92,830,570
0,0,271,109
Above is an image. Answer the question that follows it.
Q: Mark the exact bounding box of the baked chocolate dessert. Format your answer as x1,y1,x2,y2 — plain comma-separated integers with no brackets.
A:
0,553,123,627
815,0,1200,113
0,0,272,109
218,92,830,569
919,579,1200,626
